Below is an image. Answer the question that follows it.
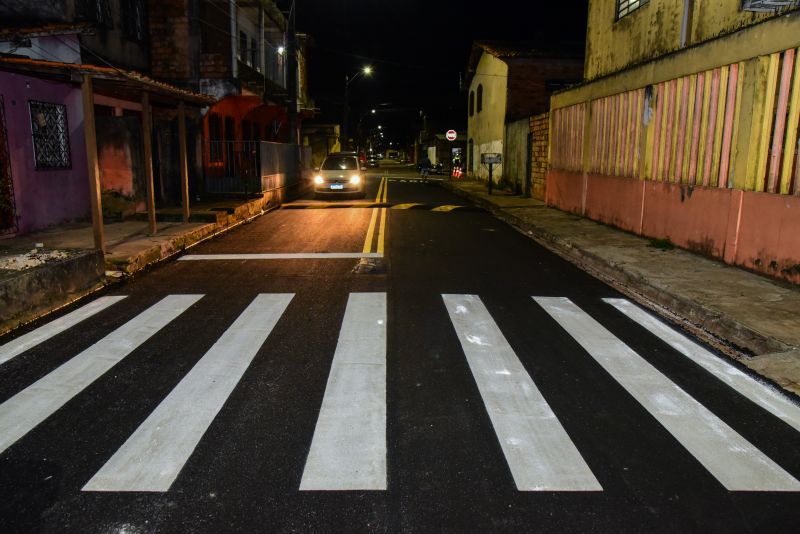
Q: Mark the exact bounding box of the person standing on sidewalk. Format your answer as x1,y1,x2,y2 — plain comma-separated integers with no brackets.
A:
420,155,431,183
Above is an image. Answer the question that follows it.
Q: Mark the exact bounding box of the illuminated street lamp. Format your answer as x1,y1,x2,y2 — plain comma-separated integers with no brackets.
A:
342,66,373,149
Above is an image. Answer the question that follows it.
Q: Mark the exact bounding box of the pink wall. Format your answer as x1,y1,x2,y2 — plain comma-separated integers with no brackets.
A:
545,170,584,215
641,182,732,259
585,174,644,233
1,71,89,233
546,169,800,284
99,143,135,197
734,193,800,284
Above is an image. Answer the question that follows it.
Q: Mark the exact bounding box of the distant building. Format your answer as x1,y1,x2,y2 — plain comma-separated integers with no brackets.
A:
548,1,800,284
465,41,583,190
146,1,313,194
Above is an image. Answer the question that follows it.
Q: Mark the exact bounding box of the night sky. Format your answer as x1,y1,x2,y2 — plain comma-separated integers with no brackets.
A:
292,0,589,143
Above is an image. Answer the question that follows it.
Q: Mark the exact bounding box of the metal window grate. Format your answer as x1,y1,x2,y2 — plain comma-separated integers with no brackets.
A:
617,0,650,19
29,101,72,170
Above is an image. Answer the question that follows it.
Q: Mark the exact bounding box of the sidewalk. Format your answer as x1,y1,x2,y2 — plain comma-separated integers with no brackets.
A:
442,179,800,396
0,196,275,335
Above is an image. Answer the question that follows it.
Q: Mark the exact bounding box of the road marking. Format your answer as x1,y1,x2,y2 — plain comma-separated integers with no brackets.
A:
0,296,127,366
84,294,294,492
300,293,387,491
376,208,387,255
393,203,424,210
282,202,386,209
179,253,383,261
362,208,379,254
604,298,800,433
361,177,386,254
0,295,202,455
535,296,800,491
375,176,386,203
442,294,602,492
431,205,463,212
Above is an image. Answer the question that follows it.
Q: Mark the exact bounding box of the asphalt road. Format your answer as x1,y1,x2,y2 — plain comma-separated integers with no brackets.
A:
1,166,800,533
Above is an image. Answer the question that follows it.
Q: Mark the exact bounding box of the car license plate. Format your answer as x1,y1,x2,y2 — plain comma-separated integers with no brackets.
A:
330,184,344,190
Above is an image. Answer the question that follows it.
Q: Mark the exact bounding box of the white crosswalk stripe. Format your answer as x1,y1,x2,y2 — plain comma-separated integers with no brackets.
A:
604,298,800,433
443,294,602,492
84,293,294,492
300,293,387,491
0,295,127,367
535,296,800,492
0,295,202,455
3,291,799,494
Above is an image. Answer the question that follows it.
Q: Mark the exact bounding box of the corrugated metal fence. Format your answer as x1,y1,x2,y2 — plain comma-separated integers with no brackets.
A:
204,140,310,195
551,45,800,195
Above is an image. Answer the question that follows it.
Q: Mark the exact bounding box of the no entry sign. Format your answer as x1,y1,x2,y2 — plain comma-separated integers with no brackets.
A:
446,130,457,141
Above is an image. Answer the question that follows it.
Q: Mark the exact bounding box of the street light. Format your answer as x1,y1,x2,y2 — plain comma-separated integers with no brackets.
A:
342,66,373,150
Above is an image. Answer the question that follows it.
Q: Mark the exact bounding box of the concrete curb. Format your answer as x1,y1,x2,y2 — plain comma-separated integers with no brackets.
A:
0,250,105,336
0,194,283,336
441,181,790,358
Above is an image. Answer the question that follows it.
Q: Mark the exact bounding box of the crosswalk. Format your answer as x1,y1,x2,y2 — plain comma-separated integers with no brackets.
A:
1,291,799,494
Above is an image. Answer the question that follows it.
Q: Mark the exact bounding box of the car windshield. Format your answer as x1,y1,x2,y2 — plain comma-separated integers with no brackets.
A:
322,156,359,170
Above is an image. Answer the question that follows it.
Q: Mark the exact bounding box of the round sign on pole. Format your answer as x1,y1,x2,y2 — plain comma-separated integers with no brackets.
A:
446,130,457,141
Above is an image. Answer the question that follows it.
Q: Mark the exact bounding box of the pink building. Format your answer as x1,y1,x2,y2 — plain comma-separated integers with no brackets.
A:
0,70,90,234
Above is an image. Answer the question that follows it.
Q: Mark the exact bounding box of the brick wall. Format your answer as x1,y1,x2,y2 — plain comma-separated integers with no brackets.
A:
148,0,201,81
506,58,584,121
200,54,228,79
530,112,549,200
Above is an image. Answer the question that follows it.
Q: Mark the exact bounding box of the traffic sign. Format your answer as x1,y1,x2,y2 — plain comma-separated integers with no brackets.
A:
446,130,457,141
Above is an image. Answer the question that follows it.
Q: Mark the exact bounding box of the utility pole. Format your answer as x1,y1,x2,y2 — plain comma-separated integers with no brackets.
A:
286,0,299,144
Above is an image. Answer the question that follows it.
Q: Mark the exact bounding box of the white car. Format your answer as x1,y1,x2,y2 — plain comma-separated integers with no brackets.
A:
313,154,366,198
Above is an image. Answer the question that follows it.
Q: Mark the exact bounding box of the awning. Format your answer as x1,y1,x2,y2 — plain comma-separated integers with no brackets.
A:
0,56,216,106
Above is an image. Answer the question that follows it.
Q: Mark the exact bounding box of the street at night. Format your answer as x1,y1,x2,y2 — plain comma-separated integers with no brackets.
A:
2,163,800,532
2,1,800,533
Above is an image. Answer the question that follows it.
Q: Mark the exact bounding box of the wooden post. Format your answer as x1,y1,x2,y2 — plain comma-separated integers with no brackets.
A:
81,75,105,253
141,92,157,235
178,101,190,223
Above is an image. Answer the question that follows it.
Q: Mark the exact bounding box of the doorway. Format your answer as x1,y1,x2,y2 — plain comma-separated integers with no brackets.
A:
0,96,17,234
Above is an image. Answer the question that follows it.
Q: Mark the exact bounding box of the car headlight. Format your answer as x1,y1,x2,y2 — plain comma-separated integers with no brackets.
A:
314,175,324,185
350,175,362,185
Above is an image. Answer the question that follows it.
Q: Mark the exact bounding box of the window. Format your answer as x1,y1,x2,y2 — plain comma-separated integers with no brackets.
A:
741,0,796,11
208,113,222,162
469,91,475,117
29,101,71,170
122,0,147,42
616,0,649,19
239,31,248,61
80,0,113,28
322,156,359,171
477,84,483,113
251,37,258,68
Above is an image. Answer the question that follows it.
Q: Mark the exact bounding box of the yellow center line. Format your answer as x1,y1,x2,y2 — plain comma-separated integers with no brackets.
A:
376,178,388,255
375,176,386,202
376,208,387,255
362,208,379,254
362,177,386,254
